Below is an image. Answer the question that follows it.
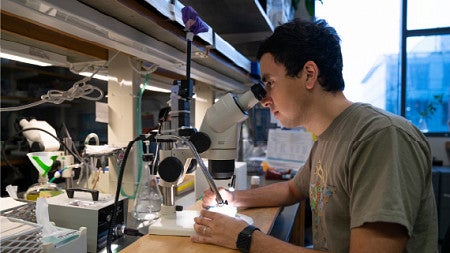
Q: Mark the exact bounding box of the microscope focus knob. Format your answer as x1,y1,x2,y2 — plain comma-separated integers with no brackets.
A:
189,131,211,153
158,157,184,183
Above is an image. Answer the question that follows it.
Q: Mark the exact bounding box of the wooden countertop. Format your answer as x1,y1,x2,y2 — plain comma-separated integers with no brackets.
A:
120,202,279,253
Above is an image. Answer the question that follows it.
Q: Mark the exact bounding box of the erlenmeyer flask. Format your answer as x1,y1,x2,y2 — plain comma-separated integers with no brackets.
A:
132,154,162,222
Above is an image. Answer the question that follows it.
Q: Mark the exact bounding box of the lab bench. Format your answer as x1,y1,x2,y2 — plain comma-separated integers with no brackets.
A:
108,202,300,253
100,175,305,252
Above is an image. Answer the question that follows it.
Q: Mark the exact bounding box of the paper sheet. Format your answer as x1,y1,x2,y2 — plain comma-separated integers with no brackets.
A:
266,128,314,170
0,197,27,212
95,101,109,123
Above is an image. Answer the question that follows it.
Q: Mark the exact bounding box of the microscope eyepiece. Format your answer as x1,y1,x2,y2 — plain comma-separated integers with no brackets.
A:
251,81,267,101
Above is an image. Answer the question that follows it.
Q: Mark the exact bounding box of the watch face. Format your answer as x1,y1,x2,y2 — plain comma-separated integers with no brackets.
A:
236,234,251,253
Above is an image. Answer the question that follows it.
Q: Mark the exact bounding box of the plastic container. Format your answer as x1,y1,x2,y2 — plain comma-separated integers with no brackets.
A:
250,175,260,189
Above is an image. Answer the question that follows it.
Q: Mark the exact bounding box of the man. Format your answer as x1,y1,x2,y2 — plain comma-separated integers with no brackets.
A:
190,18,438,253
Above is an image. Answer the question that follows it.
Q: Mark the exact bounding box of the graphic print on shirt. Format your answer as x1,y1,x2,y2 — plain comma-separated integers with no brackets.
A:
309,160,335,249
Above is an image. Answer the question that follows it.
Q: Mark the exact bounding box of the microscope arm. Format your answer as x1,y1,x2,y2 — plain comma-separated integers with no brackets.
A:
156,134,226,206
155,82,265,207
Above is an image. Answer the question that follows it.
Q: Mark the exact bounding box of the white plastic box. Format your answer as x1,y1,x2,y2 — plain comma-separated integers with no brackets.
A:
42,227,87,253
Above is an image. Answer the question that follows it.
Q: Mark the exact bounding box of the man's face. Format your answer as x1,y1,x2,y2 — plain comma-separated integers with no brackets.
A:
259,53,309,128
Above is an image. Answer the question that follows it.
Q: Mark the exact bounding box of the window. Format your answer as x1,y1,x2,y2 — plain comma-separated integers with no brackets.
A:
316,0,450,134
407,0,450,30
405,35,450,133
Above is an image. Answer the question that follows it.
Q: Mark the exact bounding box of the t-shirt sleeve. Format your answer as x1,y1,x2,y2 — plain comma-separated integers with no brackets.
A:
348,125,430,236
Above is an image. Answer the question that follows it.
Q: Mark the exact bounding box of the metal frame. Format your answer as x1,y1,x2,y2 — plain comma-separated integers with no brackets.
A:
400,0,450,135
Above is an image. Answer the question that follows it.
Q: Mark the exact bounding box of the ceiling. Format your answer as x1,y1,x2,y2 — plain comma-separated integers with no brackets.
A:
1,0,277,92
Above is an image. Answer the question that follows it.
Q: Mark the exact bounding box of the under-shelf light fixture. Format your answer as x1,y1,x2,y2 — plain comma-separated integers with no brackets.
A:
143,85,171,93
78,71,115,82
78,71,171,93
0,40,68,67
73,61,172,93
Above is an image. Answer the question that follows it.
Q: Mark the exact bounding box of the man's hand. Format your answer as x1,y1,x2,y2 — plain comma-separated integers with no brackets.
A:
191,209,249,249
202,187,234,209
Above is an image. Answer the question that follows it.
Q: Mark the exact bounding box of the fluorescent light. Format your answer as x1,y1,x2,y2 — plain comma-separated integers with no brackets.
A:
77,64,171,93
77,72,170,94
192,94,207,102
0,52,52,66
78,71,116,82
1,40,67,67
141,84,171,93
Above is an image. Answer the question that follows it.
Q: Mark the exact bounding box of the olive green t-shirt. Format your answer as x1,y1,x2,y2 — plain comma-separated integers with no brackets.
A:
293,103,438,252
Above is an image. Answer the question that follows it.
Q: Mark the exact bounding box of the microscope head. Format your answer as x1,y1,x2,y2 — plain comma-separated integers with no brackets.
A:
199,82,266,179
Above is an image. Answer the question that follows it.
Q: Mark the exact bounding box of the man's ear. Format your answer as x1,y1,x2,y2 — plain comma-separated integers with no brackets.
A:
303,61,318,89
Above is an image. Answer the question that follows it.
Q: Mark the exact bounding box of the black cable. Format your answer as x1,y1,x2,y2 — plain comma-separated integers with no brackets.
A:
3,126,147,250
106,134,147,253
1,136,25,184
124,227,144,237
1,127,84,168
1,138,21,169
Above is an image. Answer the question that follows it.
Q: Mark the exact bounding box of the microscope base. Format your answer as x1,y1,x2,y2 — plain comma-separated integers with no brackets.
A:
148,210,199,236
147,210,254,236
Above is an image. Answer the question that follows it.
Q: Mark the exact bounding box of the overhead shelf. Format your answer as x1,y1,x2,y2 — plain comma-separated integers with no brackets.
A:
1,0,261,92
179,0,274,61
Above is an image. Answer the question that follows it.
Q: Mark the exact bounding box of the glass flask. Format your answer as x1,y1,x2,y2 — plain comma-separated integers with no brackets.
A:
132,154,162,222
24,175,63,201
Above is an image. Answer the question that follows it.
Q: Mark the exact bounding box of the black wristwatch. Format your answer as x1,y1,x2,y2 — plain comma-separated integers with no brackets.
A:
236,225,260,253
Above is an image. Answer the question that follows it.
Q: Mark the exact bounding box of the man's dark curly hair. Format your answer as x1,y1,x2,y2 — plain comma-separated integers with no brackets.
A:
257,18,345,92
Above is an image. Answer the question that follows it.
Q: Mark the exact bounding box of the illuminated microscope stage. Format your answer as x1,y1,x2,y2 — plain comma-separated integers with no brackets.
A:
147,208,253,236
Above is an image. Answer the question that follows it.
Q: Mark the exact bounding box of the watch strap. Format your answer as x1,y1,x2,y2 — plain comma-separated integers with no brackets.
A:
236,225,260,253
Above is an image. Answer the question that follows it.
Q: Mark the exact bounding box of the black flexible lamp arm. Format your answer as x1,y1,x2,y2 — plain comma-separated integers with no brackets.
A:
106,134,147,253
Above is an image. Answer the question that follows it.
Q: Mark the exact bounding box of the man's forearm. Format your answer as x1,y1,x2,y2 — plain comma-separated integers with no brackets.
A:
234,180,304,208
249,230,322,253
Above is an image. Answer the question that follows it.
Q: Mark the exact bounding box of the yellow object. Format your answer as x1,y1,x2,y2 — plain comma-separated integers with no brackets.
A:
24,183,63,201
176,174,195,195
261,161,273,172
310,131,317,141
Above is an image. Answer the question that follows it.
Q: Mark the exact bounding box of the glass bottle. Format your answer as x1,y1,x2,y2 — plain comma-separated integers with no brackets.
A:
132,153,162,222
